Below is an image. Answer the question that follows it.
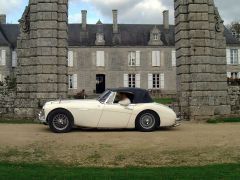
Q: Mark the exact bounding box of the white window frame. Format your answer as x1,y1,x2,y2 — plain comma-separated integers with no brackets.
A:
230,49,238,65
172,50,176,67
68,74,77,89
148,73,164,89
0,50,6,66
128,74,136,88
68,51,74,67
128,51,140,67
12,51,17,67
153,33,158,40
96,51,105,67
152,51,161,67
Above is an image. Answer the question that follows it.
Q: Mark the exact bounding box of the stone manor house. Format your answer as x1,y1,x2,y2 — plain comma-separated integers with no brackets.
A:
0,10,240,96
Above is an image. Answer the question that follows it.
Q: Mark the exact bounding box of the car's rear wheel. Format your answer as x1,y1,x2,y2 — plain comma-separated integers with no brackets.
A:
48,109,73,133
136,111,159,132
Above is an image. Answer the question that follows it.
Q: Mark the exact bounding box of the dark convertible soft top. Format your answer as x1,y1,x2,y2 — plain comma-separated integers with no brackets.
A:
109,88,153,104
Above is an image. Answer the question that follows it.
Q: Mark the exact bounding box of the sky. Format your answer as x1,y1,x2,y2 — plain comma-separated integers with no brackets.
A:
0,0,239,25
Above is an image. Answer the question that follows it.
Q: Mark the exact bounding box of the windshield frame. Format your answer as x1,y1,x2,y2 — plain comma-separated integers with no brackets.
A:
97,90,112,103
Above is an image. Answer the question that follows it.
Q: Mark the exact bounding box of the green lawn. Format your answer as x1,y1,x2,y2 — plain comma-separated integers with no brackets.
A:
207,117,240,124
0,162,239,180
154,98,175,105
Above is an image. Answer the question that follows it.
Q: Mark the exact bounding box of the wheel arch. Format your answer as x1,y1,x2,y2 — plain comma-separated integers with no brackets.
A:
135,109,161,128
46,108,74,123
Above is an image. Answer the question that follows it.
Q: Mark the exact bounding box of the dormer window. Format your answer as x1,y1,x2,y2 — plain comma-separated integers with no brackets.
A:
97,34,104,43
148,26,163,46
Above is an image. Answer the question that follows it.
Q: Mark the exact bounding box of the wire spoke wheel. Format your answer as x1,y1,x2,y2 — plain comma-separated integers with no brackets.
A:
139,113,156,130
52,114,69,131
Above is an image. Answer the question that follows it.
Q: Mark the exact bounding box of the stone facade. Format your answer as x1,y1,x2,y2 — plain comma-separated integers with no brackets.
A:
228,86,240,114
174,0,231,120
15,0,68,117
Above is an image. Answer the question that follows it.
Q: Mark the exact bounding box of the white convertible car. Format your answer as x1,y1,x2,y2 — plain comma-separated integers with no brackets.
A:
39,88,180,133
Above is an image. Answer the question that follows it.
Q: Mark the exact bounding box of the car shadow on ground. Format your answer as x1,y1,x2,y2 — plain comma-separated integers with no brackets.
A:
39,124,181,133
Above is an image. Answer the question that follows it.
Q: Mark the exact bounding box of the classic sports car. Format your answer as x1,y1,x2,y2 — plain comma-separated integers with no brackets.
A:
39,88,180,133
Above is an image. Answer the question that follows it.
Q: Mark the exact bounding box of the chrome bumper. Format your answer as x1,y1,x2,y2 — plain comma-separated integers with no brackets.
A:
38,110,47,124
173,118,181,127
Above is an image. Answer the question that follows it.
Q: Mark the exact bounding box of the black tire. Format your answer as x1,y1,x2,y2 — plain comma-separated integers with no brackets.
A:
48,109,74,133
135,110,160,132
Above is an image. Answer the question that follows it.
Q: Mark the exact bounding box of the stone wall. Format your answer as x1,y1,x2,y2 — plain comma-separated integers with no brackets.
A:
174,0,231,120
228,86,240,114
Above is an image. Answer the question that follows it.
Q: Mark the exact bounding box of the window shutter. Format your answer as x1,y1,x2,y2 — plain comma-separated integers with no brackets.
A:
1,50,6,66
172,50,176,67
226,49,230,65
128,52,131,66
152,51,156,66
156,51,161,67
0,74,2,82
136,51,140,66
73,74,78,89
12,51,17,67
148,74,153,89
136,74,140,88
124,74,128,87
238,49,240,64
160,73,165,89
227,72,231,78
68,51,73,67
101,51,105,66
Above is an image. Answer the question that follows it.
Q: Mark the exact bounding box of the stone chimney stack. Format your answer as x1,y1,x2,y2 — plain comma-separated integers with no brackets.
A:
81,10,87,31
0,14,6,24
163,10,169,30
112,10,118,33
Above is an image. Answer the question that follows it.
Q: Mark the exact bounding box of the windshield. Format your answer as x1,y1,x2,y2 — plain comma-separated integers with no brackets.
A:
97,90,112,103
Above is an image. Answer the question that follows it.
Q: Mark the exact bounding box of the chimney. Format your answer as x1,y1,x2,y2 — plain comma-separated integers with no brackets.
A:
0,14,6,24
163,10,169,30
112,10,118,33
81,10,87,31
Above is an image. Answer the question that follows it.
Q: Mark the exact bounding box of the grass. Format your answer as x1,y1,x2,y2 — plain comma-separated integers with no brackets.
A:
0,162,239,179
154,98,175,105
0,119,38,124
207,117,240,124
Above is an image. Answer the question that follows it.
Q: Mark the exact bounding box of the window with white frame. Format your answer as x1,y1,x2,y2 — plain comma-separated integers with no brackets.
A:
230,49,238,64
148,73,164,89
68,51,73,67
152,51,161,67
96,51,105,67
97,34,104,43
68,74,77,89
0,50,6,66
124,74,140,88
12,51,17,67
128,51,140,66
172,50,176,67
153,33,158,40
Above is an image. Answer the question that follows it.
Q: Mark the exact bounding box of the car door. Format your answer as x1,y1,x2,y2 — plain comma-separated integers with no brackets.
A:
98,92,134,128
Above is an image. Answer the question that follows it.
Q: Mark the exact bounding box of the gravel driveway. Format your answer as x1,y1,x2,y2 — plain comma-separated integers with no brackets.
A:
0,122,239,167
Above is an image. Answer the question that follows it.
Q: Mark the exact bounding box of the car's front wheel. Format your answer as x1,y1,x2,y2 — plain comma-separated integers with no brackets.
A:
48,109,73,133
136,111,159,132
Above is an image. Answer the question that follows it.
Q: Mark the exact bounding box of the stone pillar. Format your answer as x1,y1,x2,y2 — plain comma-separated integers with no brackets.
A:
174,0,231,120
81,10,87,31
0,14,6,24
112,10,118,34
163,10,169,30
16,0,68,117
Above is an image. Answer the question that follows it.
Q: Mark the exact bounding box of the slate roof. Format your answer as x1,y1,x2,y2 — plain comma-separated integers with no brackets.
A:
0,23,239,48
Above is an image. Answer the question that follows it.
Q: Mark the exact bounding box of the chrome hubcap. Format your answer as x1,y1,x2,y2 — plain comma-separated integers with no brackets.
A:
140,113,155,129
52,114,69,131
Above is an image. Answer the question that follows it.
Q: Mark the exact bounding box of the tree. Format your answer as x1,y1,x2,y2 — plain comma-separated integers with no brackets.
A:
227,20,240,41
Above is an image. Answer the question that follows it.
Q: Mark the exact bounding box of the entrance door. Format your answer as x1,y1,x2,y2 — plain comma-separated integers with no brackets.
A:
96,74,105,94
